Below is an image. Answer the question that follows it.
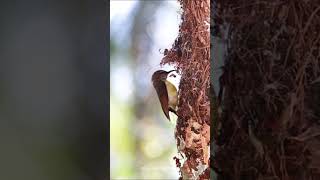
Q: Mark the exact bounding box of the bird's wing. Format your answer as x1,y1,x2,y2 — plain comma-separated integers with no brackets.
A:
153,81,170,120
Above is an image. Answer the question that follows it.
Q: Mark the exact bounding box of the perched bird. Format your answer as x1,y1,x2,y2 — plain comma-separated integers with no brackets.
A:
151,70,180,120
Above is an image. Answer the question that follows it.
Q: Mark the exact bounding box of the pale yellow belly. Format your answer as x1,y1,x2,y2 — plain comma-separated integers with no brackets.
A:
165,81,178,109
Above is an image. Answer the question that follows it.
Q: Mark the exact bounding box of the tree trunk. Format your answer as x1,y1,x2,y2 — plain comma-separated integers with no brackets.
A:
161,0,210,179
212,1,320,179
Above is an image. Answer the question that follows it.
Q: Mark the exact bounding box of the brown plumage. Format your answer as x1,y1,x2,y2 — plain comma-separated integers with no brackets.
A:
151,70,176,120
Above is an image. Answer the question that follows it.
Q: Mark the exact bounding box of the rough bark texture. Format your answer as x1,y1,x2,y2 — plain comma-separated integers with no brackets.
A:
212,1,320,180
161,0,210,179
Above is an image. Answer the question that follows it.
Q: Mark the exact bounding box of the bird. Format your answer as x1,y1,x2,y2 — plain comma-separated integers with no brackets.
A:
151,69,180,120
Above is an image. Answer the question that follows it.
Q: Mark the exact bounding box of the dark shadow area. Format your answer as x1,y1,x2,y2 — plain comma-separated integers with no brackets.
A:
212,1,320,179
0,0,108,180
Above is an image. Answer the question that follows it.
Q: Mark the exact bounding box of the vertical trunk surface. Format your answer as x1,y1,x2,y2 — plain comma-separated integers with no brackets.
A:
161,0,210,179
212,1,320,179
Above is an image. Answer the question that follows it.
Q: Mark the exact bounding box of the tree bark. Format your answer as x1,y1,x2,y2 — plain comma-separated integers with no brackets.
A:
212,1,320,179
161,0,210,179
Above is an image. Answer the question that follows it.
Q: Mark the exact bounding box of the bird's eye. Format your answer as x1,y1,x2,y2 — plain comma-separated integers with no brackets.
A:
170,74,176,78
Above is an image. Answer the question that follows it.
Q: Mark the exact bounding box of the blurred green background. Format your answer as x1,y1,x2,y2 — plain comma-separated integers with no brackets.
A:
110,0,181,179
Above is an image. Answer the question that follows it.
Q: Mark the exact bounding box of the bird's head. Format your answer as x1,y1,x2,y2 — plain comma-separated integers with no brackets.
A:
151,70,176,82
